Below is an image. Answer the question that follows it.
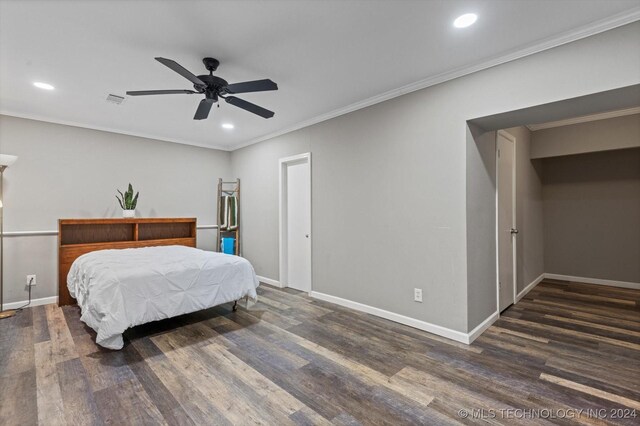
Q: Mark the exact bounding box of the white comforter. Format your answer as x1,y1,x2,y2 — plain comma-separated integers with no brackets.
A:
67,245,259,349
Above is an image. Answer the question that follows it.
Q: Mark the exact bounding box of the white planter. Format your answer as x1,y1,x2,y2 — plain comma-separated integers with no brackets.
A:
122,209,135,218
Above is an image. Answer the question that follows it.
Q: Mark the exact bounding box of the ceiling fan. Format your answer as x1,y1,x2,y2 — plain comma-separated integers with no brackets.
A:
126,57,278,120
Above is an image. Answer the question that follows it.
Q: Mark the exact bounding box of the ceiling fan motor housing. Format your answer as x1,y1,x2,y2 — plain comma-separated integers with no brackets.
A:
196,75,229,101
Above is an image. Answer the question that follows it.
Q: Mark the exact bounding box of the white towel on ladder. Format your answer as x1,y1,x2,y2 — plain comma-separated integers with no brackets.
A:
228,196,238,231
220,196,229,230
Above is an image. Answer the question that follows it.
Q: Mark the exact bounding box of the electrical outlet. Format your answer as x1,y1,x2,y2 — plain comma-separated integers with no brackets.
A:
27,274,36,286
414,288,423,303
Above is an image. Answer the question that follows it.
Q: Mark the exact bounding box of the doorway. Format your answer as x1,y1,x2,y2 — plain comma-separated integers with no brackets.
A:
279,153,312,292
496,130,517,311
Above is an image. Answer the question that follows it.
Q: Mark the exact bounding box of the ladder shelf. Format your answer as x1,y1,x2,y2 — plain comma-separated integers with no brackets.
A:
216,178,241,256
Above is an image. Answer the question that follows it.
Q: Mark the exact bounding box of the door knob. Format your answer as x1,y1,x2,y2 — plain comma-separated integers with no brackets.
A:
510,228,519,234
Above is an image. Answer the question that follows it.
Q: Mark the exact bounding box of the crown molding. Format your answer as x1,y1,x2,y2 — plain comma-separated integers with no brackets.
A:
0,110,233,152
526,106,640,131
2,8,639,152
233,8,640,151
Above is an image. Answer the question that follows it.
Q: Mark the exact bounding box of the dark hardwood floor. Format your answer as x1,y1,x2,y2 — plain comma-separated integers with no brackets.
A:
1,280,639,425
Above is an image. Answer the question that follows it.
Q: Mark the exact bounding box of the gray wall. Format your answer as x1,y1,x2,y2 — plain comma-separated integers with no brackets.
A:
531,113,640,158
466,126,545,329
466,127,497,330
0,115,231,304
506,126,545,293
2,23,639,331
230,132,311,278
542,148,640,283
231,22,640,333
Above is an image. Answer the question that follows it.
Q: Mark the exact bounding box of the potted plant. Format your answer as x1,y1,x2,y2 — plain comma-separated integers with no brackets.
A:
116,183,139,218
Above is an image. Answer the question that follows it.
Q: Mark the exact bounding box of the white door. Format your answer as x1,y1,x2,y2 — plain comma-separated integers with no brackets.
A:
284,158,311,292
497,131,517,312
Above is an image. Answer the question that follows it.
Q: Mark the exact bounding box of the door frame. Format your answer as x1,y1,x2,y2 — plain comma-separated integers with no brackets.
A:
495,130,517,312
279,152,312,292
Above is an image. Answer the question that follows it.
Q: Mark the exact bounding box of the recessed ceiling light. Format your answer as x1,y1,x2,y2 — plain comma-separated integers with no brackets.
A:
453,13,477,28
222,123,234,129
33,81,55,90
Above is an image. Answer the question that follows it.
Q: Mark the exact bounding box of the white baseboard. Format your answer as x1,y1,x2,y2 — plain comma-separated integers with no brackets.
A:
256,275,282,288
2,296,58,310
513,272,639,304
516,273,546,302
467,311,499,344
544,273,640,290
309,291,494,345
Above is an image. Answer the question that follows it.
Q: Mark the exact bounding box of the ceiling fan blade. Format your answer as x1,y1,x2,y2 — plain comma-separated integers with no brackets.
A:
155,57,206,87
225,96,274,118
126,89,199,96
194,98,214,120
225,79,278,94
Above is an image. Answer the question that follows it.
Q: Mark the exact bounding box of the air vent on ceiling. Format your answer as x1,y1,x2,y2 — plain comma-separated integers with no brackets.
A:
106,94,125,105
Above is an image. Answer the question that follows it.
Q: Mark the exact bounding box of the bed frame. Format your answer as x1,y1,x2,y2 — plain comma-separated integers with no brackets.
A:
58,218,197,306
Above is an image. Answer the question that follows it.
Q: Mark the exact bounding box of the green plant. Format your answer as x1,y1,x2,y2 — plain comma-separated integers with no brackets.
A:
116,183,139,210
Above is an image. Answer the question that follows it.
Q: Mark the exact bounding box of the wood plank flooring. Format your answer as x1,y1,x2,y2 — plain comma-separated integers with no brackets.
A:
1,280,638,425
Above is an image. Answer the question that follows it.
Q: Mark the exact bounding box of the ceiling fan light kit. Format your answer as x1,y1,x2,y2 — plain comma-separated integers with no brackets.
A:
126,57,278,120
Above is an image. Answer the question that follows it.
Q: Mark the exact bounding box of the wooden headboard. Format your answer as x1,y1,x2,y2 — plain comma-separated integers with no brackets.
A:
58,218,197,306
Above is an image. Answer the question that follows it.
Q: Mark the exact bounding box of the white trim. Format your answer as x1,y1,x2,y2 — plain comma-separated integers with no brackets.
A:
514,272,640,294
516,273,545,302
279,153,312,291
2,230,58,237
544,273,640,290
196,224,219,230
509,132,518,308
2,224,218,237
309,291,491,344
526,106,640,131
496,130,518,311
0,111,232,151
467,311,500,344
279,152,313,164
256,275,282,288
233,9,640,150
2,296,57,310
494,133,500,315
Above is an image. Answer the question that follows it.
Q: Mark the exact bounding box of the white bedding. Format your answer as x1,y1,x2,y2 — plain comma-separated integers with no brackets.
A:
67,245,259,349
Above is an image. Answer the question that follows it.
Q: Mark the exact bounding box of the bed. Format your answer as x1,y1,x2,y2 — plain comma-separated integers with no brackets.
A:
58,218,259,349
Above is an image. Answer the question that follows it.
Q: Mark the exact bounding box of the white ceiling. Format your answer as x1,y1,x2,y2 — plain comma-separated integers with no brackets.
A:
1,0,639,151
